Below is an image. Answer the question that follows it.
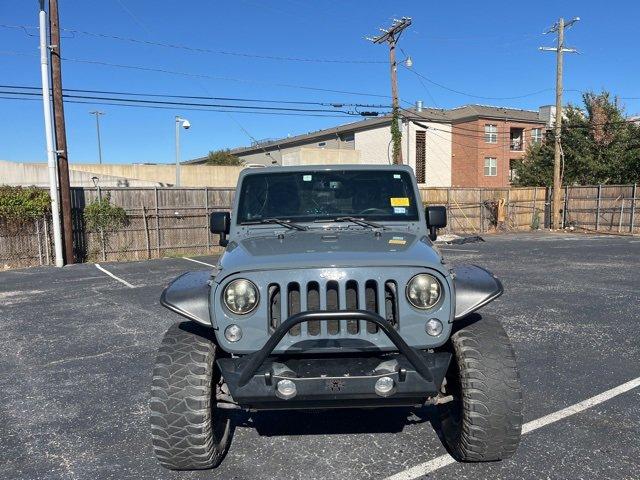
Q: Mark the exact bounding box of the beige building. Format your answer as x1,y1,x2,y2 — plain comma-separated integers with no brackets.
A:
187,109,454,187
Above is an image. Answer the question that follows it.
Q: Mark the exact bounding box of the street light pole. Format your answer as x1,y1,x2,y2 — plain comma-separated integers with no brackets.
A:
38,0,64,267
90,111,104,164
174,116,190,187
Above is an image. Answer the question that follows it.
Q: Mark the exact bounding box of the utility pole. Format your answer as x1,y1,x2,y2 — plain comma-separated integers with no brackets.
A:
49,0,74,263
540,17,579,230
367,17,412,165
38,0,63,267
90,111,105,164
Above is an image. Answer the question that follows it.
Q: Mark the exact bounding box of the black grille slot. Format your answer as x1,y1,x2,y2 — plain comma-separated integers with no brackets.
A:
384,281,399,327
279,277,397,338
364,280,379,334
326,281,340,335
287,282,301,336
268,284,280,331
307,281,321,336
345,280,359,334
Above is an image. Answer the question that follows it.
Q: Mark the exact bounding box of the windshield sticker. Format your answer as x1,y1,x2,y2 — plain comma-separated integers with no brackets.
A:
390,197,410,207
389,236,406,245
393,207,407,214
302,174,312,181
393,174,401,179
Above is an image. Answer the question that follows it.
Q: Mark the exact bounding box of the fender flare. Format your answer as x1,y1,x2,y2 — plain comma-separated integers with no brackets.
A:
160,271,212,326
452,265,503,320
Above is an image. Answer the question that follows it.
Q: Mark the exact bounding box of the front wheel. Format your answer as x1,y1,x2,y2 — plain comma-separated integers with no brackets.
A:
439,314,523,462
150,322,231,470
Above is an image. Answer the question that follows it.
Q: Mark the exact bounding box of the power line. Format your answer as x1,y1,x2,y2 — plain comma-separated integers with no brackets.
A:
113,0,152,36
0,23,386,64
403,65,555,100
0,89,374,115
0,84,389,108
0,50,395,99
2,25,638,103
0,93,360,118
410,69,440,109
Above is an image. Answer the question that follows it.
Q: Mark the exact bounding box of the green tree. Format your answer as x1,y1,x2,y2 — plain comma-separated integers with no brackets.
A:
205,149,244,166
513,91,640,186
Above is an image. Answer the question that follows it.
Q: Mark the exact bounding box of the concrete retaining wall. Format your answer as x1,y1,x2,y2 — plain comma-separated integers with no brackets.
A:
0,160,243,187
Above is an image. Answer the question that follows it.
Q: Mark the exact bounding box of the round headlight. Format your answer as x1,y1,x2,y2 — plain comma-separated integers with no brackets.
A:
406,274,441,309
223,279,259,314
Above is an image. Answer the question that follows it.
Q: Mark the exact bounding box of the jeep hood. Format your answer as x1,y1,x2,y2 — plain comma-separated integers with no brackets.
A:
217,229,443,276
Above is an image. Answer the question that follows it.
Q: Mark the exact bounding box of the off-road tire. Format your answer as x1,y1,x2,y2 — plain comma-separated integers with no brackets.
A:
439,314,522,462
150,322,231,470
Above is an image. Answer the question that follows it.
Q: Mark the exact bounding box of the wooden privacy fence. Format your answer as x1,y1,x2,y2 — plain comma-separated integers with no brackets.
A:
70,186,236,263
562,184,638,233
419,187,548,234
0,184,638,269
421,184,638,235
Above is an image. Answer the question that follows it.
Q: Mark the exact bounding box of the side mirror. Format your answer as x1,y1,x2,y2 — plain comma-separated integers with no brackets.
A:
425,205,447,241
210,211,230,247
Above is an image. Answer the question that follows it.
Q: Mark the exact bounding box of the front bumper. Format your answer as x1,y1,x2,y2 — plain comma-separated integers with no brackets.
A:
217,310,451,410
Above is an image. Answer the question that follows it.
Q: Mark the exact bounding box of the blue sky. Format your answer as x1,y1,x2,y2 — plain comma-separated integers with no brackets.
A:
1,0,638,165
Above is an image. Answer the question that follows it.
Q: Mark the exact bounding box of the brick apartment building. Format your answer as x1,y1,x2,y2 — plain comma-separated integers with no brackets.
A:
448,105,549,187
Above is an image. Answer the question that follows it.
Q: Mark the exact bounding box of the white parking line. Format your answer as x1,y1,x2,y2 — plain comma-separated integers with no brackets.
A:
385,376,640,480
95,264,136,289
182,257,215,267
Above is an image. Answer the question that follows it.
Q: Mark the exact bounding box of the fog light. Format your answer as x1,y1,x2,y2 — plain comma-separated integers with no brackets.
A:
276,379,297,399
375,376,395,397
425,318,443,336
224,324,242,342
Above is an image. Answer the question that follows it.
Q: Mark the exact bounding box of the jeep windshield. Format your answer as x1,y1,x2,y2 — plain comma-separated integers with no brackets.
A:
237,170,420,224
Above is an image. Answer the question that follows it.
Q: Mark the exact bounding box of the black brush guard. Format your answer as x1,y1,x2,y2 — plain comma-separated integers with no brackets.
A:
217,310,451,410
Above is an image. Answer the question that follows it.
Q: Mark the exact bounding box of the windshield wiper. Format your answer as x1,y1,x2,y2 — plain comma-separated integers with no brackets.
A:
334,216,386,230
242,218,308,231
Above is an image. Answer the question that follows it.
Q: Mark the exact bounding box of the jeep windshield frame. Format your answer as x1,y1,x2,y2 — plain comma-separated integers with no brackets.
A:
236,169,420,226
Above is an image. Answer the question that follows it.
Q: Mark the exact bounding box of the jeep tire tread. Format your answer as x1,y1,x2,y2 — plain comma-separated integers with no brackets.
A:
150,322,231,470
440,315,523,462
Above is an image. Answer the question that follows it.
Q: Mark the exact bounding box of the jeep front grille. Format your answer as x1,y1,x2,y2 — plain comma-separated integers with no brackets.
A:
268,279,399,337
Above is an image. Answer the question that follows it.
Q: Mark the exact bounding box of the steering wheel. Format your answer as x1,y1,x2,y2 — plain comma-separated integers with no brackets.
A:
358,208,388,215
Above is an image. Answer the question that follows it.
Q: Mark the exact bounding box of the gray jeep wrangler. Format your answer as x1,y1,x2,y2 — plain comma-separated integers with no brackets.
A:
150,165,523,470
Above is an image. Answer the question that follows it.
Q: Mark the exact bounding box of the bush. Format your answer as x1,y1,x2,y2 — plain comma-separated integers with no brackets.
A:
0,186,50,220
83,194,128,232
205,149,244,166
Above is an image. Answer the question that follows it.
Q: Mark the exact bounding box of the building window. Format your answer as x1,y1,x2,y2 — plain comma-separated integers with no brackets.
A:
484,157,497,176
484,124,497,143
510,128,524,151
531,128,543,144
415,130,426,183
318,142,326,148
509,159,518,183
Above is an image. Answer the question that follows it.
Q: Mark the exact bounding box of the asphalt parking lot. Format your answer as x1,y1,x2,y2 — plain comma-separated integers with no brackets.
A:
1,232,639,480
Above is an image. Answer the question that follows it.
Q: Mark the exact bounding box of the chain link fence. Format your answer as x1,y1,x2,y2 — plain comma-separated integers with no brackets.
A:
0,216,53,269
